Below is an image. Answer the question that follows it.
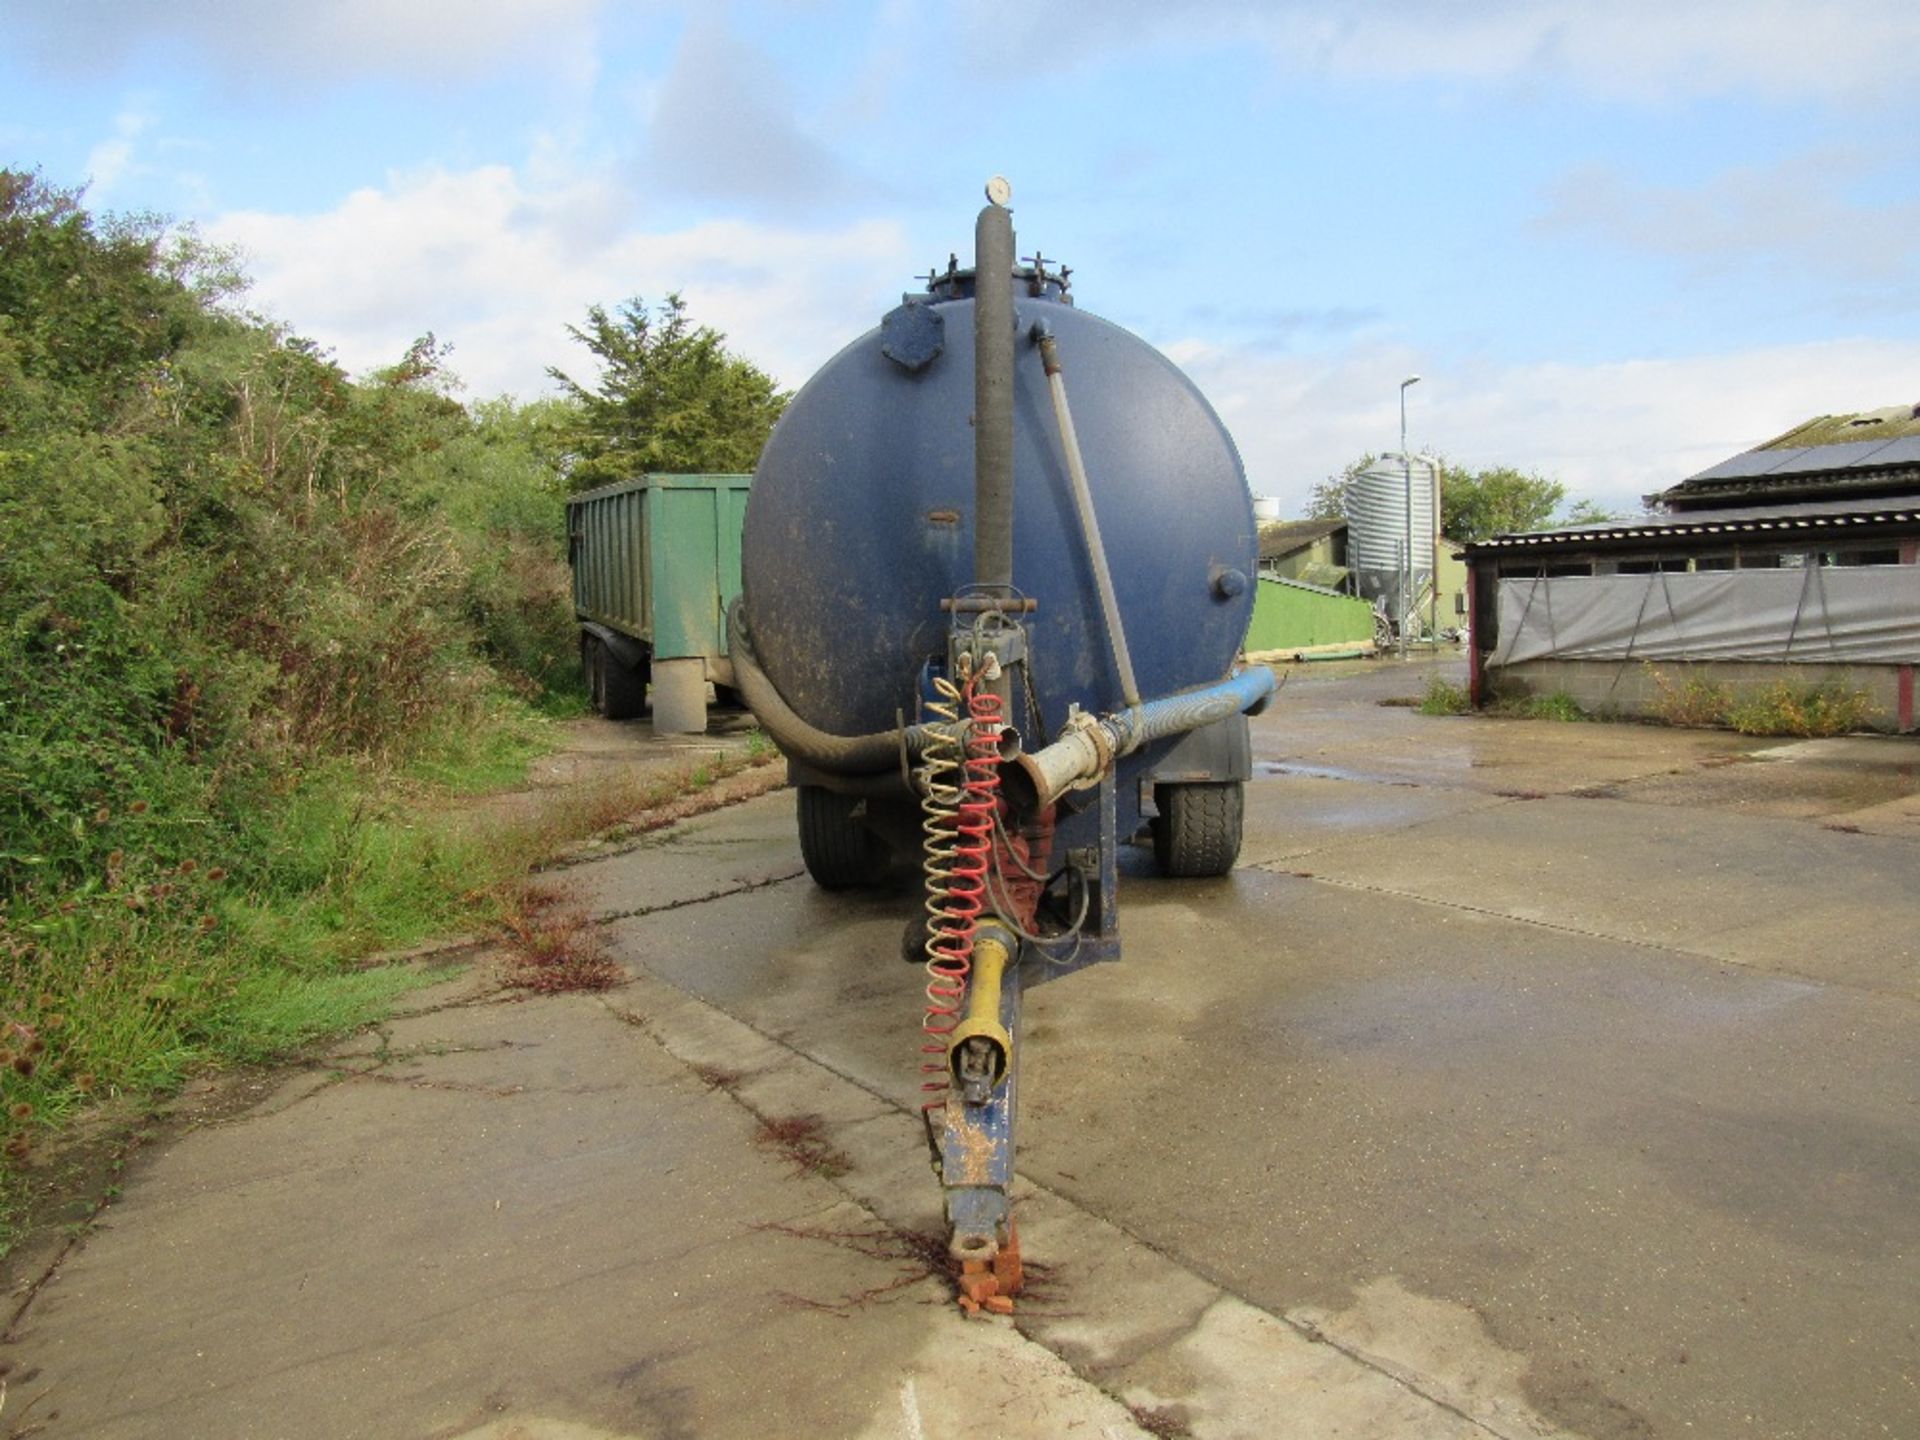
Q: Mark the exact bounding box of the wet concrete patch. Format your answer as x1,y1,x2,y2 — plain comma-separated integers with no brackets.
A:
1257,793,1920,999
1239,774,1506,868
1576,736,1920,820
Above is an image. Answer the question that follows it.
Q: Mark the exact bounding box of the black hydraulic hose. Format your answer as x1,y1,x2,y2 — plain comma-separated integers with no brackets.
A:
728,599,935,775
973,197,1016,589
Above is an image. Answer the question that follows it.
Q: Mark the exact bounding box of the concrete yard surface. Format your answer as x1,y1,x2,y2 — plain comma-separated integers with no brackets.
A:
3,658,1916,1438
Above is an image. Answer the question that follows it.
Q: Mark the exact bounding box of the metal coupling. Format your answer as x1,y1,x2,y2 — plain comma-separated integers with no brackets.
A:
948,929,1014,1104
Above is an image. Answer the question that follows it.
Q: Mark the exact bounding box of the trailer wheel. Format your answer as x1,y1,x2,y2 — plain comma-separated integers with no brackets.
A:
581,635,604,713
583,634,648,720
797,786,888,889
1150,782,1243,878
601,648,649,720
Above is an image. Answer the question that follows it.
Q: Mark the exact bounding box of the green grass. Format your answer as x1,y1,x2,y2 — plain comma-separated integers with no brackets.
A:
0,700,560,1229
0,713,785,1252
208,964,453,1065
1416,676,1471,715
1414,676,1587,722
1505,690,1588,723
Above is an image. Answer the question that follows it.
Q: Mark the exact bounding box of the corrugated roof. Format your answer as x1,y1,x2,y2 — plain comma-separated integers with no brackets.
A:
1258,518,1344,560
1463,492,1920,554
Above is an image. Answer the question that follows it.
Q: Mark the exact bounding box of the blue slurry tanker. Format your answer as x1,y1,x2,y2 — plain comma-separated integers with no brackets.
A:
731,179,1272,1312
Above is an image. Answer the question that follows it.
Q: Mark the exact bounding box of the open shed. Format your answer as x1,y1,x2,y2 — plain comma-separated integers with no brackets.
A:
1461,407,1920,732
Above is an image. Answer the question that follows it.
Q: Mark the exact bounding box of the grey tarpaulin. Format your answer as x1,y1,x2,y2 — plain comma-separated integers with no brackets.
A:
1494,566,1920,666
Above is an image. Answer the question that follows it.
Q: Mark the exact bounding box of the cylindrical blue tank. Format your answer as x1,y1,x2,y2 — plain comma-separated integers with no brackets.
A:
742,264,1255,752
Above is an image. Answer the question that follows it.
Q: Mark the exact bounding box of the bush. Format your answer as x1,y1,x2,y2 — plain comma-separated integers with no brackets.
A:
0,173,596,1202
1647,665,1878,737
1648,668,1734,729
1726,680,1877,738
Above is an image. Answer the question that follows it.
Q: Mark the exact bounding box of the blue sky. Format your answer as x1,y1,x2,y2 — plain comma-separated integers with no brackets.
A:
5,0,1918,515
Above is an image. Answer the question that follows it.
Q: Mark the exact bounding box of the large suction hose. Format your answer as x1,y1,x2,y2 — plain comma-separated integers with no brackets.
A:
1008,666,1277,811
729,599,940,775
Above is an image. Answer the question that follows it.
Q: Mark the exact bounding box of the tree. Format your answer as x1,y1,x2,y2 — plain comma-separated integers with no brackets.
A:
548,294,789,489
1561,498,1624,527
1305,453,1376,521
1439,465,1566,542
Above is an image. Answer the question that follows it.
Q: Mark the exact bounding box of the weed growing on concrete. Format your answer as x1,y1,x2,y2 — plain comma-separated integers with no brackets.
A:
754,1113,853,1179
1129,1404,1195,1439
1648,668,1735,728
688,1062,744,1091
1726,679,1877,737
1416,676,1471,715
756,1219,953,1313
496,884,621,994
1646,665,1878,736
1512,690,1588,722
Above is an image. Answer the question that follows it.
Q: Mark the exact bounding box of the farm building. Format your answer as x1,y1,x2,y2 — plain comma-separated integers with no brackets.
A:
1461,405,1920,731
1259,518,1349,588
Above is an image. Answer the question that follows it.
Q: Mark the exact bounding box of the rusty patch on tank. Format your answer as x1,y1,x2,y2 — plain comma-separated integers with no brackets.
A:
927,509,961,527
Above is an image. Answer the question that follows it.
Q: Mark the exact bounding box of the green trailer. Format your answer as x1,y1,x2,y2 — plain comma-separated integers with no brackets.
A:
566,473,751,733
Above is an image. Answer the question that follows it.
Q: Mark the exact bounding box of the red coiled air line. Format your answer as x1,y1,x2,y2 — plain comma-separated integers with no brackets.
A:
919,680,1004,1108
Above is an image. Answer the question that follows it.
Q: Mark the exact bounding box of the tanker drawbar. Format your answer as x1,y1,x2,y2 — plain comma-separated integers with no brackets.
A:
735,178,1274,1314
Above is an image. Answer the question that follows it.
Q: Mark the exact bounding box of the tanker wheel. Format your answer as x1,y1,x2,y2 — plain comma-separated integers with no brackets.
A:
797,785,889,890
1150,782,1244,878
600,644,649,721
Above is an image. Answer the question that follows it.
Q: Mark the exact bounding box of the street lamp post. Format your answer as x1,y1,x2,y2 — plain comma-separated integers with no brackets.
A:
1399,375,1421,658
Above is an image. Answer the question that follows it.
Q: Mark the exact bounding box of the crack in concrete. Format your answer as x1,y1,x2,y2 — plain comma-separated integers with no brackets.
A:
598,965,1528,1438
590,868,807,926
1284,1311,1551,1440
538,770,791,871
2,1127,144,1344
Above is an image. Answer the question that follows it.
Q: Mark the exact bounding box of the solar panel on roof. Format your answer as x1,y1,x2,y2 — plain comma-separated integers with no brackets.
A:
1683,447,1808,483
1757,438,1895,475
1859,435,1920,468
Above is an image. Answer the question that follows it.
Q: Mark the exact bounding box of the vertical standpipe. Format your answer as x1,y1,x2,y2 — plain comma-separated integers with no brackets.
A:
973,198,1016,589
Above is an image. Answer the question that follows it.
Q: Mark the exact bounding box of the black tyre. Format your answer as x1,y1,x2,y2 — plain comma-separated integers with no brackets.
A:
581,635,605,714
1150,782,1244,878
601,648,649,721
797,785,889,890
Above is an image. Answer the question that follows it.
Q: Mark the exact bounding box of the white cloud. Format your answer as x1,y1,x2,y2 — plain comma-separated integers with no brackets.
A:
207,163,912,397
7,0,602,84
1169,335,1920,517
81,108,154,200
958,0,1920,103
1540,152,1920,295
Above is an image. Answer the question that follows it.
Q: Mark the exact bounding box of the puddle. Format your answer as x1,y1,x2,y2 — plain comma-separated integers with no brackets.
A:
1253,760,1423,788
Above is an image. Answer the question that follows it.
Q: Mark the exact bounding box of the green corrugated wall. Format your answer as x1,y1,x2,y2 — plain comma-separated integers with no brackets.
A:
1243,575,1376,653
